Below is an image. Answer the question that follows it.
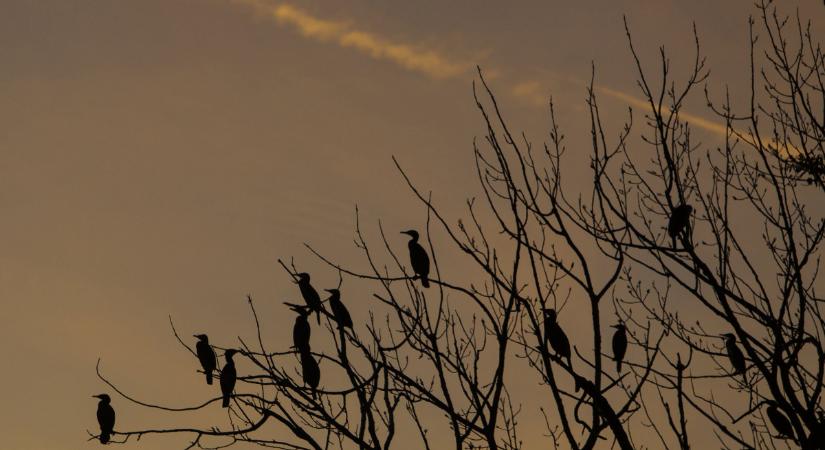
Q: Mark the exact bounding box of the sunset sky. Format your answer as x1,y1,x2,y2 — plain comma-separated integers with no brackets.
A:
2,1,823,449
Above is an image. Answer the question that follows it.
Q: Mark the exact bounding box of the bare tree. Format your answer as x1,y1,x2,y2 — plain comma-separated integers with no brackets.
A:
89,1,824,449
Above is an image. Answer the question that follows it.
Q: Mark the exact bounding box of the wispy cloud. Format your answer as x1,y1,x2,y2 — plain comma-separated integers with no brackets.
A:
594,85,729,137
231,0,473,80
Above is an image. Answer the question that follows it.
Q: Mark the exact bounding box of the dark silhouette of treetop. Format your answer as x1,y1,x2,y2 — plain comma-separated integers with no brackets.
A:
88,1,825,448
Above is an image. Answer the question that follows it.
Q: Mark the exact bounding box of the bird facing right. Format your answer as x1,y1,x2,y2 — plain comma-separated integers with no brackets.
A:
220,349,238,408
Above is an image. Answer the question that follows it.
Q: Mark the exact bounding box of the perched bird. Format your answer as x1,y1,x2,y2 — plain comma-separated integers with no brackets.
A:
544,309,579,391
325,288,352,330
401,230,430,288
668,204,693,247
611,323,628,373
220,349,238,408
543,309,571,364
194,334,217,385
290,305,311,353
723,333,747,376
296,273,322,324
300,348,320,393
93,394,115,444
766,401,795,440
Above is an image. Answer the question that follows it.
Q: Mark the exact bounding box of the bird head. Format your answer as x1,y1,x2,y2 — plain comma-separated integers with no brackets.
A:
611,323,625,331
92,394,111,403
288,304,309,315
296,273,310,283
543,308,557,323
193,334,208,342
324,288,339,296
401,230,419,240
225,349,238,360
722,333,736,341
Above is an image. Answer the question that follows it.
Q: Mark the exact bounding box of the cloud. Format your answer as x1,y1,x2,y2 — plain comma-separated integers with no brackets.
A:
511,81,548,107
231,0,472,80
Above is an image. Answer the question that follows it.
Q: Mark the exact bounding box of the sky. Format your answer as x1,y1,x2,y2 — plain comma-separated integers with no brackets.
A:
1,1,822,449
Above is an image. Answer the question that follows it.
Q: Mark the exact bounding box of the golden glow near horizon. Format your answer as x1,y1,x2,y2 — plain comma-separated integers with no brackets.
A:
1,1,820,449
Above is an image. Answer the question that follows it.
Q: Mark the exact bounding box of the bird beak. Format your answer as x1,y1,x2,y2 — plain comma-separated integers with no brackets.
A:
324,289,333,293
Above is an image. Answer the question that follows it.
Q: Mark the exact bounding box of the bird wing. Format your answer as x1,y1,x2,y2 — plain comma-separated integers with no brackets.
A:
409,243,430,276
220,365,237,393
196,342,216,370
97,404,115,430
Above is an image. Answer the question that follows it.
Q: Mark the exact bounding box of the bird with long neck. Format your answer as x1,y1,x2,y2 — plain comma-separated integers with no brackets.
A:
93,394,115,444
194,334,217,385
290,304,311,353
296,273,322,324
325,288,352,330
611,323,627,373
220,349,238,408
543,309,579,391
723,333,747,377
401,230,430,288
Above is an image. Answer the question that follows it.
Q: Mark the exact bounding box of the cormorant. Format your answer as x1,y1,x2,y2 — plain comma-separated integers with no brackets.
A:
723,333,747,376
296,273,322,324
290,305,311,353
325,288,352,330
300,348,320,393
544,309,579,391
766,401,794,440
543,309,571,364
401,230,430,288
611,323,627,373
220,349,238,408
93,394,115,444
668,204,693,247
194,334,217,385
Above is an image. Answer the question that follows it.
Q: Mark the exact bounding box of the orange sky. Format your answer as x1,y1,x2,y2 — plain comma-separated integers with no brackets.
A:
1,1,822,449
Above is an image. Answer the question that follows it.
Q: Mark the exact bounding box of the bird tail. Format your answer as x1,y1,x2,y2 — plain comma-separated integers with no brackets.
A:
421,277,430,288
616,359,622,373
100,431,110,444
315,309,321,324
222,394,230,408
206,371,213,385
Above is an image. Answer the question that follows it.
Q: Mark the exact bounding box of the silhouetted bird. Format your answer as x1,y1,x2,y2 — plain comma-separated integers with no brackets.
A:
544,309,579,391
296,273,322,324
668,204,693,247
402,230,430,288
93,394,115,444
544,309,571,363
220,349,238,408
194,334,217,385
300,348,320,394
723,333,747,376
611,323,627,373
766,402,794,440
290,305,311,353
325,288,352,330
